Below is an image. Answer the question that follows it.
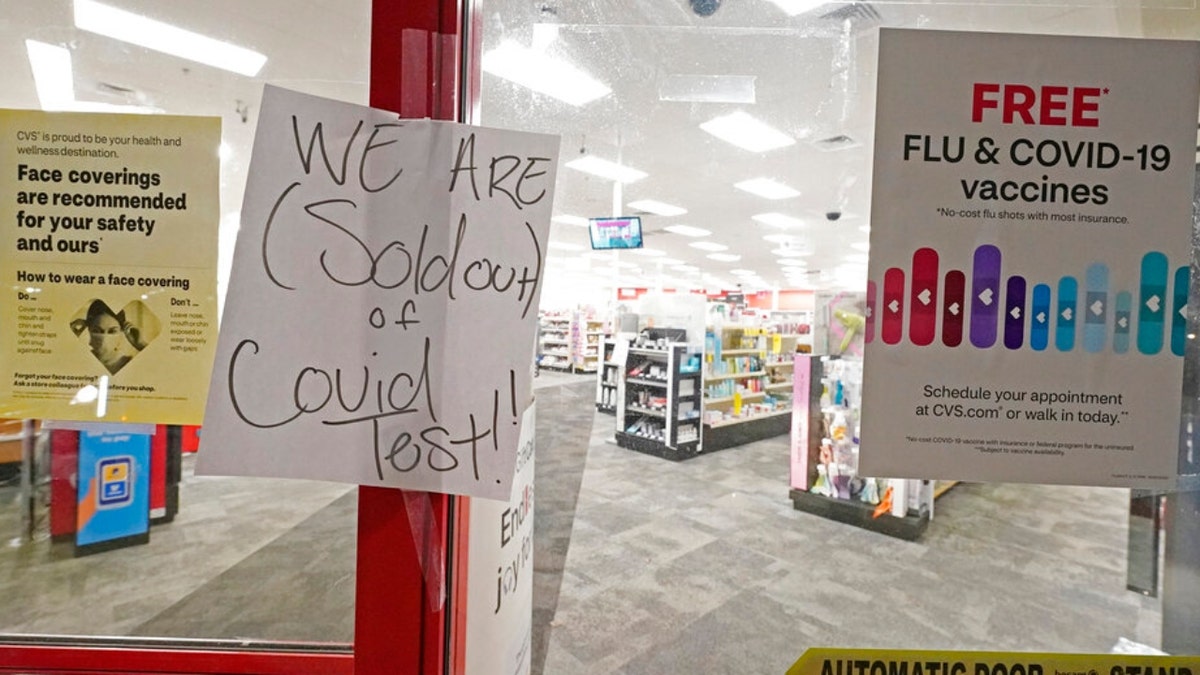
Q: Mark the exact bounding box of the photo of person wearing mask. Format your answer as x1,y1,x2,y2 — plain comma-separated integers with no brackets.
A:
68,299,160,375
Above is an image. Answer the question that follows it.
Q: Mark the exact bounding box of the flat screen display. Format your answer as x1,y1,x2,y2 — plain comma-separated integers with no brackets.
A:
588,216,643,250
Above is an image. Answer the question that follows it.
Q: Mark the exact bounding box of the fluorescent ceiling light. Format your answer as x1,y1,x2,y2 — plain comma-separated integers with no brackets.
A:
673,264,699,272
851,242,870,252
482,40,610,106
565,155,647,183
665,224,711,237
771,247,808,257
735,178,800,200
548,241,585,251
553,215,590,227
627,199,686,216
630,248,668,257
659,74,756,103
26,40,72,109
845,253,870,264
25,40,160,113
656,258,685,266
689,241,729,252
707,253,742,262
730,269,758,276
74,0,266,76
763,233,805,244
778,258,808,267
700,111,795,153
766,0,830,16
752,213,805,229
835,263,868,286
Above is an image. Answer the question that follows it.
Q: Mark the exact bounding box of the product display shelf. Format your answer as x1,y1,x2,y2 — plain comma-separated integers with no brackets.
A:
787,354,942,541
767,309,815,353
788,484,932,540
614,341,704,461
538,313,575,371
571,317,606,373
700,326,798,452
595,338,619,414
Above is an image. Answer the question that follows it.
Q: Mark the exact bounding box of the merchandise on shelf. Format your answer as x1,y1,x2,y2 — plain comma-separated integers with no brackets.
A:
541,309,610,373
594,338,620,414
612,333,704,461
788,354,939,540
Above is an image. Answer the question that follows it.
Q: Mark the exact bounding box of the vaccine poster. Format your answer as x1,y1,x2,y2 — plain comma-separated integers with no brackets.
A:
859,30,1200,488
0,109,220,425
198,86,559,500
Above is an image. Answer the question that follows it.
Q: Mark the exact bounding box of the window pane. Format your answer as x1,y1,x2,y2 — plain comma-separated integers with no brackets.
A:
1,0,370,644
475,1,1199,670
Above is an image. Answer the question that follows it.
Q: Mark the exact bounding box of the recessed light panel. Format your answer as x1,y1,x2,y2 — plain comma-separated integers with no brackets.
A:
752,213,805,229
665,224,711,237
735,178,800,200
75,0,267,76
689,241,729,252
482,41,610,106
627,199,686,216
565,155,647,183
699,111,795,153
553,215,590,227
659,74,756,103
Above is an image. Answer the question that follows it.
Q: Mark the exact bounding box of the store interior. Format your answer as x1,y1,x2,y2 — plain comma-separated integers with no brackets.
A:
1,0,1197,671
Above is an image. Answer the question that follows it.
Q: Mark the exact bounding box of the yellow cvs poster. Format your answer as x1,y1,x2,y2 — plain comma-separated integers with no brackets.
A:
0,109,220,425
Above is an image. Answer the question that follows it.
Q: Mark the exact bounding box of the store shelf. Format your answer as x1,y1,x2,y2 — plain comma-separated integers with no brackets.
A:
704,408,791,429
629,347,673,356
934,481,959,499
705,371,766,381
615,340,704,461
765,362,795,369
627,406,667,418
541,339,570,345
765,382,792,391
627,377,669,388
789,489,930,541
615,431,701,462
718,348,762,355
705,391,767,405
703,409,790,451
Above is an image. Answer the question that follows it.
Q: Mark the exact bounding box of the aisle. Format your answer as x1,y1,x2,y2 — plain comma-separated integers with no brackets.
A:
540,420,1160,674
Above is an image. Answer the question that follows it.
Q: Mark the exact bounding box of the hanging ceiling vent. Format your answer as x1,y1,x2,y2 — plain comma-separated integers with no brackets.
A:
819,3,881,23
813,134,861,151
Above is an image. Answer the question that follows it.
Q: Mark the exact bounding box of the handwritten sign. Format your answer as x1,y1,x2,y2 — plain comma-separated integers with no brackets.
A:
197,86,559,499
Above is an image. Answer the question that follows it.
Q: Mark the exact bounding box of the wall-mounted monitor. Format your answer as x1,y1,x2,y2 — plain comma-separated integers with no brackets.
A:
588,216,643,250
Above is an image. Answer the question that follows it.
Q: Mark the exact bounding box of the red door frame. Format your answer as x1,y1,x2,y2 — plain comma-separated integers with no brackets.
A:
0,0,464,673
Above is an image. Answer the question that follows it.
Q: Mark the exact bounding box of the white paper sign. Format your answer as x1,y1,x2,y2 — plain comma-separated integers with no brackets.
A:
859,30,1200,489
464,404,535,675
198,86,559,499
